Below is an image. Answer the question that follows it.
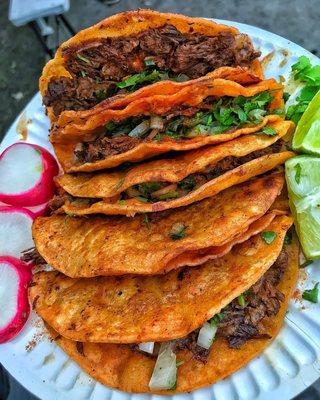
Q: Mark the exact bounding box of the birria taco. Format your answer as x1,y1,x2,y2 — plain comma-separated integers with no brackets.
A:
32,215,298,393
52,119,294,216
40,10,262,121
50,71,284,172
31,174,284,277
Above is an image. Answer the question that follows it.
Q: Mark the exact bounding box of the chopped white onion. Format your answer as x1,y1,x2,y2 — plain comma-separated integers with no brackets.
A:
138,341,155,354
197,322,217,350
128,120,150,138
149,342,177,390
150,115,164,130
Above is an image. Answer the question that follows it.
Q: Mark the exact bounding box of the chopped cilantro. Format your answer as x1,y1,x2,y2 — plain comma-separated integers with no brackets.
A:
169,223,187,240
284,231,293,245
302,282,319,303
286,56,320,123
261,126,277,136
95,90,108,101
294,163,302,184
76,54,91,64
80,70,87,77
210,312,225,327
158,191,179,200
237,294,246,307
261,231,277,244
117,70,168,89
118,199,126,205
142,214,150,228
136,195,150,203
178,176,196,191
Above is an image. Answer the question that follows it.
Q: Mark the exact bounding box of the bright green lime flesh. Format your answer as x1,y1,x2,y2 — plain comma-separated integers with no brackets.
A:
286,156,320,259
293,89,320,154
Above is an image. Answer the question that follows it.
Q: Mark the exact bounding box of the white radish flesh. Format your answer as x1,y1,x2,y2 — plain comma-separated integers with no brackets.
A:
0,206,35,258
0,143,59,207
0,256,32,343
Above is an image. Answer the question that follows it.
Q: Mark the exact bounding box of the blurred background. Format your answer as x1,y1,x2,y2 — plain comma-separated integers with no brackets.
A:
0,0,320,399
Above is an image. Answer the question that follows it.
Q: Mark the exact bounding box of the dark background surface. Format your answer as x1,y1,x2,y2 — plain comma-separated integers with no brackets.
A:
0,0,320,399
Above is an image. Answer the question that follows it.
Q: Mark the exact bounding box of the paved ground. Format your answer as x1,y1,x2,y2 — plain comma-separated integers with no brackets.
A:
0,0,320,399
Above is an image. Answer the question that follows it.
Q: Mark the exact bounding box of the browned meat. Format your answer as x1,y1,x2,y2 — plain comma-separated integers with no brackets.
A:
173,330,209,363
21,247,47,266
47,193,71,212
45,24,260,115
217,249,287,348
74,136,142,163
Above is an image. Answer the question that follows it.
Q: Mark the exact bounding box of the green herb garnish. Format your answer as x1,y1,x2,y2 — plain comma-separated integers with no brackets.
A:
169,223,187,240
80,70,87,77
261,126,277,136
261,231,277,244
294,163,302,184
142,214,150,228
237,294,246,307
158,191,179,201
284,231,293,245
117,70,168,90
286,56,320,124
76,54,91,64
302,282,319,303
144,58,156,67
178,176,196,191
210,312,225,327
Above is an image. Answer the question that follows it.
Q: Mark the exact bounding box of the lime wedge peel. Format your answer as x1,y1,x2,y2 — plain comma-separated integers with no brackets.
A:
293,89,320,154
286,156,320,259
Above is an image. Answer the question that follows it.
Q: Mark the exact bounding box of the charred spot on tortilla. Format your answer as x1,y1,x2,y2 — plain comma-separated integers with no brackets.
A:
76,341,84,356
44,22,260,116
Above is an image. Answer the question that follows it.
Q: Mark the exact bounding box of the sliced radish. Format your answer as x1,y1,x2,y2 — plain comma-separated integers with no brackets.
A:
26,202,48,217
0,206,35,258
0,143,59,207
0,256,32,343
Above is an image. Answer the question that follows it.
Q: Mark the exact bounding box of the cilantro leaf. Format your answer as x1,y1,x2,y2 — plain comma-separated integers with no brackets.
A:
261,231,277,244
261,126,277,136
76,54,91,64
237,294,246,307
302,283,319,303
169,223,187,240
117,70,168,89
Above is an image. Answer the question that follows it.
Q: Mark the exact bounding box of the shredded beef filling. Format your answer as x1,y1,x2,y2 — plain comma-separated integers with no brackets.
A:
44,24,260,115
134,249,287,363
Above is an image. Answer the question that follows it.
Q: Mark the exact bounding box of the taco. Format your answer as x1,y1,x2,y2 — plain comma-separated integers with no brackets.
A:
53,119,294,216
31,173,284,277
30,212,290,343
42,216,298,393
40,10,262,121
50,74,284,172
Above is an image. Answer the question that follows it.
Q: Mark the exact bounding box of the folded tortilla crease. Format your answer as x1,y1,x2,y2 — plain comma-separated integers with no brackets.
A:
44,225,299,393
30,213,291,343
50,75,283,172
40,10,263,122
32,173,284,277
56,119,294,216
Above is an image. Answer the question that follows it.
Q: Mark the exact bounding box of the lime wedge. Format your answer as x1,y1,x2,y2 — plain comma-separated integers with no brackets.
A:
285,156,320,198
289,200,320,259
293,89,320,154
286,156,320,259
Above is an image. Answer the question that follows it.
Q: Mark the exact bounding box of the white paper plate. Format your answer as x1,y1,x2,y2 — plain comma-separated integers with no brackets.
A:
1,19,320,400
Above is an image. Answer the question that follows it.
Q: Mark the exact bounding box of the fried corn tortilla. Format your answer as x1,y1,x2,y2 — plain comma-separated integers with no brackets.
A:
40,9,262,121
32,173,284,277
51,75,284,172
55,119,294,216
44,225,299,393
30,213,291,343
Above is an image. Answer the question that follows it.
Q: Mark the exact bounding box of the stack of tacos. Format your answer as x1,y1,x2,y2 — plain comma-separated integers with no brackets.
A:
28,10,299,394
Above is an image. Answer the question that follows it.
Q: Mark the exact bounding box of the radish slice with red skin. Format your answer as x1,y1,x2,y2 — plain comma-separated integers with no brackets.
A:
0,206,35,258
0,143,59,207
0,256,32,343
0,201,48,218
